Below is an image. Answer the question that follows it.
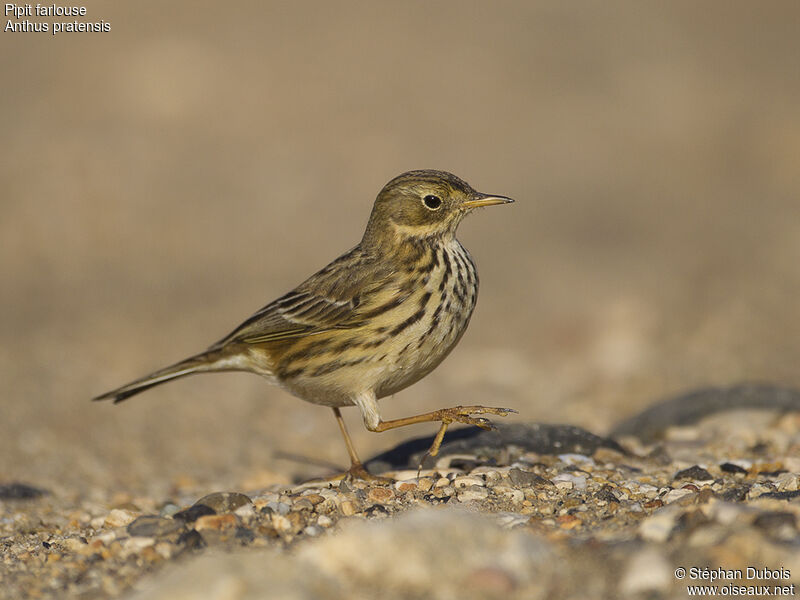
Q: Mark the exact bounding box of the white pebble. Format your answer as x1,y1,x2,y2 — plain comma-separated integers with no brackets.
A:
121,536,155,557
639,506,681,542
553,474,587,490
458,488,489,502
663,488,693,504
495,486,524,503
393,479,418,490
495,512,530,528
104,508,138,528
558,453,595,466
620,547,672,594
453,476,485,489
234,504,256,521
272,514,292,533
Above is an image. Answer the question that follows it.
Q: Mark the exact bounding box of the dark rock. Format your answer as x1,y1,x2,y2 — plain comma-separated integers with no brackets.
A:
753,512,797,541
173,504,215,523
235,527,256,544
757,468,787,477
177,529,206,549
508,467,551,488
127,515,183,537
366,423,628,471
194,492,252,514
611,383,800,440
720,462,748,475
594,485,620,503
674,466,713,481
757,490,800,501
0,483,48,499
718,484,751,502
365,504,390,518
753,511,796,531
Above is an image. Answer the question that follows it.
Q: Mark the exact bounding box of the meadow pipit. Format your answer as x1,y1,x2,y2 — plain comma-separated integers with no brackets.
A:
94,170,515,480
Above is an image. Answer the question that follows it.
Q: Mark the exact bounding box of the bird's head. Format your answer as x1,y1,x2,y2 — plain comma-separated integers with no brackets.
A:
363,170,513,246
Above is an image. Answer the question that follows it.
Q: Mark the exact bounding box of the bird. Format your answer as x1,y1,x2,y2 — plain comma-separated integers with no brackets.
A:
94,169,515,480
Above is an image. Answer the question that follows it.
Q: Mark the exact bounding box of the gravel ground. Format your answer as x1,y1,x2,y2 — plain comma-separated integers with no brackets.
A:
3,386,798,599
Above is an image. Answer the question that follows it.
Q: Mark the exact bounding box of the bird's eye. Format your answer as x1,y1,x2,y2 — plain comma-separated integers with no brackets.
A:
423,194,442,210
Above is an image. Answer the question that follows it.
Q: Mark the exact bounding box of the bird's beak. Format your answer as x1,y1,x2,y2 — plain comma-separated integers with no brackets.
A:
463,193,515,209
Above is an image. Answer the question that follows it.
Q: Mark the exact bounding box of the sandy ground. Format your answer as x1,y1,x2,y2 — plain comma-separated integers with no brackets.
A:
2,1,799,496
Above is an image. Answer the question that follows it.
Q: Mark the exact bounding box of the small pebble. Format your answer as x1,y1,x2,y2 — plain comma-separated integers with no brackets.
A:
495,486,524,503
720,462,748,475
394,480,417,492
293,498,314,511
508,468,548,488
122,537,155,554
104,509,138,529
495,513,530,528
194,492,252,514
173,504,215,523
747,483,775,499
302,493,325,505
272,514,292,533
127,515,182,538
639,506,681,542
417,478,434,492
194,514,238,531
453,476,485,489
558,453,594,466
775,473,799,492
340,500,359,516
662,488,694,504
458,488,489,502
159,504,181,518
552,474,587,490
234,504,256,521
674,466,713,481
265,501,291,516
367,487,395,503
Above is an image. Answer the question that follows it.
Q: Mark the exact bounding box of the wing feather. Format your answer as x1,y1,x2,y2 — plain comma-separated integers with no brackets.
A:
211,247,401,347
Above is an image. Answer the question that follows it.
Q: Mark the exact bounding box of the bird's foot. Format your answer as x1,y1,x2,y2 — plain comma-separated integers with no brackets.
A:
317,462,393,485
424,405,516,458
435,405,517,430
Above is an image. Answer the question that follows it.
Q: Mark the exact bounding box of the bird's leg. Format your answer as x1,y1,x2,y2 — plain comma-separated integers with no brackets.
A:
332,407,369,478
351,393,515,470
353,393,517,456
372,405,517,457
329,407,391,483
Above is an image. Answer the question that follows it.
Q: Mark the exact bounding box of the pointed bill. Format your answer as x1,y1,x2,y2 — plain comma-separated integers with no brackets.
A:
463,193,514,209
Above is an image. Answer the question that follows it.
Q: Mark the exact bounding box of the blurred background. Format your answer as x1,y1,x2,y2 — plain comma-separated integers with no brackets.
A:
2,1,799,494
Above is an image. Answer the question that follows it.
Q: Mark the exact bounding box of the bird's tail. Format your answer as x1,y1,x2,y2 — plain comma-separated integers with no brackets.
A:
92,349,231,404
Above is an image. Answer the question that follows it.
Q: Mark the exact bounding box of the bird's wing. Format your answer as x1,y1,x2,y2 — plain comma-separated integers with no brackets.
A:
214,248,401,347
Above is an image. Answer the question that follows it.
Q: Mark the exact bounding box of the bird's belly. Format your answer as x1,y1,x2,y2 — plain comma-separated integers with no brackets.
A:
275,242,478,407
373,301,473,398
278,306,472,408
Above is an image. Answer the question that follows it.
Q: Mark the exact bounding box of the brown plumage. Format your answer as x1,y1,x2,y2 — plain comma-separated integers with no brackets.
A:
94,170,515,480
